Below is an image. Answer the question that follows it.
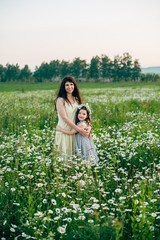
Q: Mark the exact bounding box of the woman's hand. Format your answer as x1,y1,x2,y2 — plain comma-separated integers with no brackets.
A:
56,125,62,132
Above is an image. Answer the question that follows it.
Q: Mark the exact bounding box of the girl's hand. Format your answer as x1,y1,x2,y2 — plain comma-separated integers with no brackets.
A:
84,126,92,137
78,128,88,137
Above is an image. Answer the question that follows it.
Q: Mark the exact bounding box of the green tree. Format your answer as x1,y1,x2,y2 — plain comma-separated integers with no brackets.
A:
0,64,6,82
89,56,100,80
112,55,122,81
33,62,51,82
70,58,88,79
19,65,32,82
5,64,20,82
100,55,112,79
49,60,60,79
60,60,71,77
141,73,160,82
120,52,133,81
132,59,141,81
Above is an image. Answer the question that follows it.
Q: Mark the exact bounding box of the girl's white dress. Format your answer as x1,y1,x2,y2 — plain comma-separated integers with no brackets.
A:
75,121,99,164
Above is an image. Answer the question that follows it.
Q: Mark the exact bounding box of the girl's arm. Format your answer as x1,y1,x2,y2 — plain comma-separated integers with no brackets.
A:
56,98,89,137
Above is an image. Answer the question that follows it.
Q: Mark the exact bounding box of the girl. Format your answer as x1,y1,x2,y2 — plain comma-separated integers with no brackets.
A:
54,76,91,157
56,104,99,164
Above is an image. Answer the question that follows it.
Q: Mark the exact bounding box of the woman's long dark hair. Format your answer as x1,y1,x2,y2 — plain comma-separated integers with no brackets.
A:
75,106,91,125
55,76,82,108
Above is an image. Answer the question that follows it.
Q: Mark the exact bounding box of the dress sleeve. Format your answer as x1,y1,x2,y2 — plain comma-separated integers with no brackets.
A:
77,121,88,127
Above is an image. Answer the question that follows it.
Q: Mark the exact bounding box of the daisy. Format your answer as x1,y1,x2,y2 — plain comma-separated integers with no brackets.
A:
57,226,66,234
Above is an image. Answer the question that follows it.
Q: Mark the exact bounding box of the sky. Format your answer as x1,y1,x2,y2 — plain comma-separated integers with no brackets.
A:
0,0,160,71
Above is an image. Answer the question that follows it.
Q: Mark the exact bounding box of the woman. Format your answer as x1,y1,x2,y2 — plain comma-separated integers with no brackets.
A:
54,76,90,157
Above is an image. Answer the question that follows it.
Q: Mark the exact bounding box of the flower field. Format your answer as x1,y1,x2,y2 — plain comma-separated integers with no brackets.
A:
0,85,160,239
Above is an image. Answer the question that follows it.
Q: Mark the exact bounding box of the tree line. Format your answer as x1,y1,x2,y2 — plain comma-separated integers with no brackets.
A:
0,53,159,82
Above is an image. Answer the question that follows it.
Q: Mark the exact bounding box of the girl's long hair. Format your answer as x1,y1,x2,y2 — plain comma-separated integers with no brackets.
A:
75,106,91,125
55,76,82,108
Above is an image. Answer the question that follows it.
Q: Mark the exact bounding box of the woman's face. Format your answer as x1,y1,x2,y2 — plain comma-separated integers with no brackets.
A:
78,109,87,121
65,81,74,94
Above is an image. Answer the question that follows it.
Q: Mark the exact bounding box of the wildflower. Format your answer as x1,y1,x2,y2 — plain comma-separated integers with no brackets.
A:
128,179,132,182
78,215,86,220
119,196,126,200
108,199,114,204
22,233,28,237
51,199,56,205
34,211,43,217
13,202,20,206
10,227,15,232
125,209,132,212
37,183,43,187
72,204,80,209
79,180,85,186
88,219,94,223
91,203,100,209
143,202,148,206
43,199,47,204
28,174,34,179
136,218,140,222
63,218,72,222
135,200,139,204
115,188,122,193
3,220,7,225
151,213,157,217
84,209,90,213
20,186,25,189
134,184,139,187
7,168,11,172
48,209,53,214
57,226,66,234
150,226,154,231
43,216,51,221
62,192,66,197
151,199,157,203
11,188,16,192
56,208,60,214
54,216,61,221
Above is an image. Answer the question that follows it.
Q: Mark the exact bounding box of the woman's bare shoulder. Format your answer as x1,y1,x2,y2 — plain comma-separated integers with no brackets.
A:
56,97,65,104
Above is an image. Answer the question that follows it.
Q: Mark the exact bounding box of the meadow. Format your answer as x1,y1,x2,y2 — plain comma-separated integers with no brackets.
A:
0,82,160,239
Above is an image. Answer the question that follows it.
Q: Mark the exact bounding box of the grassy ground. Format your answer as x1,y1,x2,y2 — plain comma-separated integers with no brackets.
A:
0,84,160,239
0,81,160,92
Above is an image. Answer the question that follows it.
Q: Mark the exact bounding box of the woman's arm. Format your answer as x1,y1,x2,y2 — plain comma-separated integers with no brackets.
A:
56,125,76,135
56,98,89,137
56,122,87,135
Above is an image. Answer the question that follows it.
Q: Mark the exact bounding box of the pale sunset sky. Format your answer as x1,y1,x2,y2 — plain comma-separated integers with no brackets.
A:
0,0,160,71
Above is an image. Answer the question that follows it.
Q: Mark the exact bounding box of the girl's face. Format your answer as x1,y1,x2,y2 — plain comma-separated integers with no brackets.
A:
78,109,87,121
65,81,74,94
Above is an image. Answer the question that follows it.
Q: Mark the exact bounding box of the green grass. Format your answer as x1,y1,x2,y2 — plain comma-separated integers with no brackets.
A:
0,86,160,239
0,81,160,92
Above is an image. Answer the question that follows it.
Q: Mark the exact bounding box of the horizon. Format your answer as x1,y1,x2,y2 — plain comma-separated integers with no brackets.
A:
0,0,160,71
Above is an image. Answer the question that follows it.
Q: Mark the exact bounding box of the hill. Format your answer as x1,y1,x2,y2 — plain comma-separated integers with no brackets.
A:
141,66,160,75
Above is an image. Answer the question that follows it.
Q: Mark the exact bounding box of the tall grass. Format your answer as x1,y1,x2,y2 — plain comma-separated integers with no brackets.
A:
0,86,160,239
0,81,160,92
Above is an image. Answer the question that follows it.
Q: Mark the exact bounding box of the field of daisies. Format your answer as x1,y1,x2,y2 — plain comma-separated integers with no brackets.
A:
0,85,160,240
